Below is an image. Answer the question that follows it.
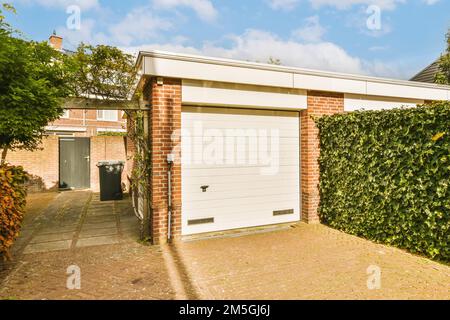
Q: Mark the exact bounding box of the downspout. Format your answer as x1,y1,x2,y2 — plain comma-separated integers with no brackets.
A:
167,154,175,242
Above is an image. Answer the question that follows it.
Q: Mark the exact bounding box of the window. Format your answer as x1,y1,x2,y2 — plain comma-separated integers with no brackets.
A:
97,110,118,121
61,109,70,119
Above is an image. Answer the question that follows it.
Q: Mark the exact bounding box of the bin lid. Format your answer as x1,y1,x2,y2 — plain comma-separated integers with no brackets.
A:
97,160,125,167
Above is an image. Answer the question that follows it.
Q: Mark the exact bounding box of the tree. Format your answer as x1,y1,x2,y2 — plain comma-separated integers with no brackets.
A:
68,43,137,101
435,30,450,85
0,4,72,163
267,57,281,65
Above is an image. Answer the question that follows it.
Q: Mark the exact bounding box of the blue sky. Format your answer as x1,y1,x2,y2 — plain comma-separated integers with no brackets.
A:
4,0,450,79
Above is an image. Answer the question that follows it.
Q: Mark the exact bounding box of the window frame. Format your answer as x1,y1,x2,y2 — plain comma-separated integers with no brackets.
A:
97,110,118,122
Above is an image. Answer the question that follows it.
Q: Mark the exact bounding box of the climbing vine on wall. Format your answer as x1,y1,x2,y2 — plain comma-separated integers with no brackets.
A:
125,110,151,240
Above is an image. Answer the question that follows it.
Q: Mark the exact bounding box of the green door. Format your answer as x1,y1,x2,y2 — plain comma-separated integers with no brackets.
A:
59,137,90,189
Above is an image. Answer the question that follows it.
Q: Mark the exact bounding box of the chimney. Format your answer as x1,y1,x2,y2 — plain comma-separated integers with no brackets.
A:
49,31,63,50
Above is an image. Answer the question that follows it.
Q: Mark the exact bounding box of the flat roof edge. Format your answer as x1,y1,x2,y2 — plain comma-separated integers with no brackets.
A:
137,50,450,92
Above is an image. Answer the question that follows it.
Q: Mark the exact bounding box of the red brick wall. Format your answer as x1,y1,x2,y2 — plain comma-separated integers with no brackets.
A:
301,91,344,223
6,136,127,193
49,109,126,137
6,136,59,192
149,78,182,244
90,136,128,192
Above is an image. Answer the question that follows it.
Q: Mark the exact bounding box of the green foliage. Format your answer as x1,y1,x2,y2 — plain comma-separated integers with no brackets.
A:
0,5,71,157
435,30,450,85
316,102,450,261
0,164,28,260
68,44,138,100
98,131,127,137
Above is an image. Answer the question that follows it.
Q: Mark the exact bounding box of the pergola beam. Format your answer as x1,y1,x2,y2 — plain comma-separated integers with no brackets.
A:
63,98,150,110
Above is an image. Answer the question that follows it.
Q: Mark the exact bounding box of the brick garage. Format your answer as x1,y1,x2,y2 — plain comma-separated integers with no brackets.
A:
133,51,449,245
6,136,129,193
301,91,344,223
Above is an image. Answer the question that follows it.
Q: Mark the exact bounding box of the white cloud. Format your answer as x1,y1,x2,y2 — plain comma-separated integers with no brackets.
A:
292,15,326,42
266,0,300,11
123,28,412,79
56,19,107,47
109,7,172,46
152,0,218,22
56,6,172,47
422,0,440,5
11,0,99,10
369,45,389,51
308,0,406,11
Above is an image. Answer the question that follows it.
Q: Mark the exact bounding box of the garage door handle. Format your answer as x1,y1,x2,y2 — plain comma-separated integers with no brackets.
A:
201,185,209,192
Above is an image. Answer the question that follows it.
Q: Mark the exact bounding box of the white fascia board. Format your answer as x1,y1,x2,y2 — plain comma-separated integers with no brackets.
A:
366,82,448,101
344,94,424,112
293,73,366,94
139,50,450,102
182,80,307,110
145,57,293,88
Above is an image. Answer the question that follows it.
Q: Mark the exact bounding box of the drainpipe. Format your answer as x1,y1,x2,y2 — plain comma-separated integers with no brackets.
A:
166,154,175,242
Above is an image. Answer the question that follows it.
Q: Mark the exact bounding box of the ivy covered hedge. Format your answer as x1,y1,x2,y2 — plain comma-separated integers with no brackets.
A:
0,165,28,260
315,102,450,261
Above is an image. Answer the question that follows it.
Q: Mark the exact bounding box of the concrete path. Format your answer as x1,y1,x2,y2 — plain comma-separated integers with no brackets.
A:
12,191,140,255
0,191,177,300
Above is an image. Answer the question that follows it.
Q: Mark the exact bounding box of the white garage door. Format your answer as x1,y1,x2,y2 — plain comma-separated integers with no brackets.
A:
181,106,300,235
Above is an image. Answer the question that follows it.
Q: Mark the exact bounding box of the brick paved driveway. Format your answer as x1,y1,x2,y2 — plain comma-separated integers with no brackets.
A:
175,224,450,300
1,192,449,300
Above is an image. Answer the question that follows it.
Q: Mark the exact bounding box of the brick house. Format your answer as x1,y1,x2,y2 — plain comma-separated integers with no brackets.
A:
5,35,129,192
132,50,450,244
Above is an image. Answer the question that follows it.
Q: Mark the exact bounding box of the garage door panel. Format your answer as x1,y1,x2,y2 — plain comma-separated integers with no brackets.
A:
183,106,299,118
184,201,300,223
182,165,299,177
184,183,301,202
185,206,300,234
185,137,300,145
182,106,300,235
183,192,299,209
183,177,300,189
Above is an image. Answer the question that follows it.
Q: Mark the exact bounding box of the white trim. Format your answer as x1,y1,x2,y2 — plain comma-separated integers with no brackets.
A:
138,50,450,102
96,128,127,133
45,126,87,132
60,109,70,119
182,80,307,110
97,110,119,121
344,94,424,111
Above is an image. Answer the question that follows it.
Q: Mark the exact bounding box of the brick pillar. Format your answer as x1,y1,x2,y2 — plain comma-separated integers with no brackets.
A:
149,78,182,244
301,91,344,223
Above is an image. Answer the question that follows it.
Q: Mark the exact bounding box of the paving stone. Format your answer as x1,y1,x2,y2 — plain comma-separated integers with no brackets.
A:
79,227,118,238
85,215,117,223
39,225,78,234
76,235,120,248
23,240,72,254
82,221,117,230
30,232,75,244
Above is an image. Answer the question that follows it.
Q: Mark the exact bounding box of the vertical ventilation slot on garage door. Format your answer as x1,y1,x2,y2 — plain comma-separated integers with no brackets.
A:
273,209,294,216
188,217,215,226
